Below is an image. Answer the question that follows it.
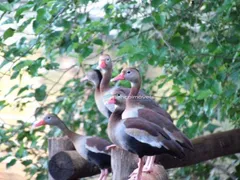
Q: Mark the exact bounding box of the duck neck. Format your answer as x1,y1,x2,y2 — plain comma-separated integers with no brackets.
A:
127,81,141,106
100,68,112,93
56,121,79,139
95,82,101,96
110,106,124,122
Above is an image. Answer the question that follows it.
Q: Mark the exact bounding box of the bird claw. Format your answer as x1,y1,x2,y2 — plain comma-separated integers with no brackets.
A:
129,168,138,178
142,166,153,174
128,165,152,179
105,144,117,151
128,173,137,180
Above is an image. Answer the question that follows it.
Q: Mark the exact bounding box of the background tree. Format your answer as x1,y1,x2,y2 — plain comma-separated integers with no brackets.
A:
0,0,239,179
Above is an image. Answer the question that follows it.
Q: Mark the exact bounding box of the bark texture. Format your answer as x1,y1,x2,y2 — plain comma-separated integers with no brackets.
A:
48,129,240,180
49,151,100,180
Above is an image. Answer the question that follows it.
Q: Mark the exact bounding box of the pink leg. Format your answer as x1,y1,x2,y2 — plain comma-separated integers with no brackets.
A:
102,169,108,180
98,169,105,180
145,156,151,166
106,144,117,151
143,156,155,173
130,157,150,177
136,158,144,180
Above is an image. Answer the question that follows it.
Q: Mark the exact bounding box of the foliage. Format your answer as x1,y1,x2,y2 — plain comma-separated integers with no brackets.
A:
0,0,239,179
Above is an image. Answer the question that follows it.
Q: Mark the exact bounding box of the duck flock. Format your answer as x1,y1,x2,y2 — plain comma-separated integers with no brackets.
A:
33,54,193,180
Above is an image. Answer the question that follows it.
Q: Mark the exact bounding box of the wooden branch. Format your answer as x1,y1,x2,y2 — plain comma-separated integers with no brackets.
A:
48,136,75,180
111,147,139,180
48,129,240,179
157,129,240,168
112,148,168,180
49,151,100,180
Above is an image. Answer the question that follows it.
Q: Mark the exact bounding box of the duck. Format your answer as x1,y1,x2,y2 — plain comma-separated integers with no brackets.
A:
81,69,111,118
32,114,111,180
106,89,185,180
98,54,173,121
111,68,193,172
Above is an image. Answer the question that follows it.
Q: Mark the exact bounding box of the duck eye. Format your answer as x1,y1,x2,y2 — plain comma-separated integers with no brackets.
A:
127,71,131,74
117,94,121,96
47,116,51,119
106,58,110,61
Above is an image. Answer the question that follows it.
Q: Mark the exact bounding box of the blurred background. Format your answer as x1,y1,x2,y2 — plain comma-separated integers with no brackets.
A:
0,0,239,179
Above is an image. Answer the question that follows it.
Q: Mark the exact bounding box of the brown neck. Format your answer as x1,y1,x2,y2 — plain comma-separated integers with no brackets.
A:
127,81,141,106
100,69,112,93
110,106,124,122
95,85,101,96
56,121,79,139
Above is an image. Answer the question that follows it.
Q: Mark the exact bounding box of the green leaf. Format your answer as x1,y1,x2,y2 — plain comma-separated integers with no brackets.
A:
1,17,14,25
3,28,15,40
0,100,7,110
80,46,93,58
7,159,17,169
5,85,18,97
36,173,47,180
18,18,34,32
211,80,222,95
15,145,28,158
176,95,185,104
22,160,32,166
77,13,88,24
36,8,51,22
236,163,240,178
154,13,166,27
0,3,12,12
0,155,10,162
196,90,212,100
13,60,33,71
34,85,47,101
176,116,186,127
93,39,103,46
10,71,20,79
142,16,153,24
0,59,10,69
15,4,33,22
205,123,220,133
151,0,164,8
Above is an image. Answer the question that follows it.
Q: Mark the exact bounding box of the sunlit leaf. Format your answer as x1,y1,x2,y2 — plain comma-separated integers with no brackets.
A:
0,3,12,12
34,85,47,101
196,90,212,100
7,159,17,169
3,28,15,40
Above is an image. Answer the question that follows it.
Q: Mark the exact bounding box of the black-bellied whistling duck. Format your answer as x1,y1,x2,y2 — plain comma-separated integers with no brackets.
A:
81,69,111,118
32,114,111,180
106,90,185,180
111,68,193,173
98,54,173,121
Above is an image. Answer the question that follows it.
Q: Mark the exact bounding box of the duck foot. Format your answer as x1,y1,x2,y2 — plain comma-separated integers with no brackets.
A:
128,158,144,180
142,156,155,173
105,144,117,151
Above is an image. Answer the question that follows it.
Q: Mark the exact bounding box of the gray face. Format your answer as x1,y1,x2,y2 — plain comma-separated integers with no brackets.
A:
43,114,60,126
122,68,140,83
112,89,127,107
98,54,112,70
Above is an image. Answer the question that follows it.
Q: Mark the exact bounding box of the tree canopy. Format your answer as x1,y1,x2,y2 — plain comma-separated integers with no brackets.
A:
0,0,239,179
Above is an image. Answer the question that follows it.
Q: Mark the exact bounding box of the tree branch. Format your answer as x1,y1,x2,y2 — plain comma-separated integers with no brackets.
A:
48,129,240,180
